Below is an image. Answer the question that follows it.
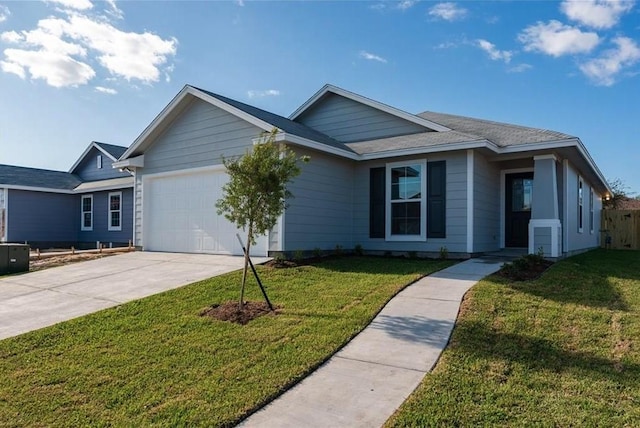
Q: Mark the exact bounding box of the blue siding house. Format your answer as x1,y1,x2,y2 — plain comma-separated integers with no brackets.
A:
0,142,133,249
113,84,611,258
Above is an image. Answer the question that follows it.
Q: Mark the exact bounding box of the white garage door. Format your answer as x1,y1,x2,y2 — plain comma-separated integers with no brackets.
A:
143,169,268,256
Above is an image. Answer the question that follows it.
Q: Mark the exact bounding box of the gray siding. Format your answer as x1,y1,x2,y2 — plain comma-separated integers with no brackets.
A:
473,152,501,252
142,98,263,175
284,148,355,251
352,151,468,253
565,162,600,252
78,188,133,245
7,190,78,243
534,227,552,255
296,93,429,143
74,147,130,182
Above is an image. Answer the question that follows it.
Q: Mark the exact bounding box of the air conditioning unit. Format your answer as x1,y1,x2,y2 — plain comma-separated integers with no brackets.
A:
0,244,30,275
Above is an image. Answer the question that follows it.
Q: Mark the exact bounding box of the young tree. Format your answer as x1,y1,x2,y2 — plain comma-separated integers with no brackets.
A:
604,178,633,209
216,128,308,309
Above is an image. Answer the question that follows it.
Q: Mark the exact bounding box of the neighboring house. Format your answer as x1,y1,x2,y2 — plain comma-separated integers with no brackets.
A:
0,142,133,249
114,84,611,258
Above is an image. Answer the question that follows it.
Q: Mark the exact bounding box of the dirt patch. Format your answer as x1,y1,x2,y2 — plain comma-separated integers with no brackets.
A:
29,252,118,272
200,301,278,325
264,259,299,269
496,255,554,281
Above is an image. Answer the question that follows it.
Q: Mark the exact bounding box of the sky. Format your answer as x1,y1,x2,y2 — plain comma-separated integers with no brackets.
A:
0,0,638,193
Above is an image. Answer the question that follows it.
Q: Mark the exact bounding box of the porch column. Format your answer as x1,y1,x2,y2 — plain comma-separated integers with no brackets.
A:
529,155,561,257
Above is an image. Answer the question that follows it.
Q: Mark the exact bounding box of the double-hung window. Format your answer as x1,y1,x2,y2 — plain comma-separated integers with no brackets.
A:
81,195,93,231
108,192,122,231
386,161,426,241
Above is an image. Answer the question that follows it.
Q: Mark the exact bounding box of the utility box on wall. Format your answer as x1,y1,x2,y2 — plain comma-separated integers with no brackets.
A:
0,244,30,275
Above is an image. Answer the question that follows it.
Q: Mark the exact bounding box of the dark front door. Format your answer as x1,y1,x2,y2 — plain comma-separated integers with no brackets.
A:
505,172,533,247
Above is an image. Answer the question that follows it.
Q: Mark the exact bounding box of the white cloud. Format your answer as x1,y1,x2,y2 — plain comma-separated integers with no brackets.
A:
518,20,600,57
235,0,245,6
0,5,10,23
359,50,387,63
105,0,124,20
0,4,177,88
434,41,457,50
1,48,95,87
428,2,468,21
369,3,386,11
561,0,634,29
508,63,533,73
580,37,640,85
46,0,93,11
476,39,513,63
95,85,117,94
1,31,22,43
247,89,281,98
397,1,417,10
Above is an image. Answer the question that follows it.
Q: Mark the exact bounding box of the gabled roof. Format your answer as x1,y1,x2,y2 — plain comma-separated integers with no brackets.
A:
418,111,576,147
289,84,451,132
193,87,352,153
119,85,354,161
0,164,82,191
69,141,128,173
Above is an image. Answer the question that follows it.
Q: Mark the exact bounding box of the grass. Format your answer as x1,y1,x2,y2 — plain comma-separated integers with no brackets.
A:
0,256,452,427
386,249,640,427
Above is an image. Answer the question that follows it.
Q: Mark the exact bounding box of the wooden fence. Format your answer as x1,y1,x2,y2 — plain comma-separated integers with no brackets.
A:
601,210,640,250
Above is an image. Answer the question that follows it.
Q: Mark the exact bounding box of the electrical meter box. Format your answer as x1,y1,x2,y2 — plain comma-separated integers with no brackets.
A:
0,244,30,275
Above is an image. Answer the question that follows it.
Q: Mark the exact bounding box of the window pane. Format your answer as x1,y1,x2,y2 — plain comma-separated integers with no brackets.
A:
511,178,532,212
110,195,120,211
391,165,422,200
83,212,91,228
391,202,421,235
111,212,120,227
83,198,91,212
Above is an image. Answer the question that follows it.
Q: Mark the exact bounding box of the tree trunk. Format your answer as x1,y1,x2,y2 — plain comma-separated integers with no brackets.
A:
239,221,252,310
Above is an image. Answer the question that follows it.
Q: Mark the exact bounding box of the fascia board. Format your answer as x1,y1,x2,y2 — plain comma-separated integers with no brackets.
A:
289,84,451,132
276,133,360,160
113,155,144,169
1,185,73,194
358,140,497,160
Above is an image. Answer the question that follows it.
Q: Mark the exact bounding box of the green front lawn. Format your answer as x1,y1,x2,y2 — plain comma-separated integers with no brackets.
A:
387,249,640,427
0,256,452,427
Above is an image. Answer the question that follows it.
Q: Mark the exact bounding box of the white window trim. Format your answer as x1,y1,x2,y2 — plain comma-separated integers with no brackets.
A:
108,191,122,232
385,159,427,242
578,176,584,233
81,194,93,231
97,155,103,169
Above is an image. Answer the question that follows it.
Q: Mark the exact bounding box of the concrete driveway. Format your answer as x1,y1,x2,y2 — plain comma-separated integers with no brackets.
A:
0,251,269,341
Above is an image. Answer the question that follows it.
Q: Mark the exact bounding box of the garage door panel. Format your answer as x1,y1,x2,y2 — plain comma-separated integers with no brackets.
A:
144,170,267,256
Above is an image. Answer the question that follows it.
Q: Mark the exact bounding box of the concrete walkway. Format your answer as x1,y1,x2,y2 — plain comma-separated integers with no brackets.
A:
0,251,269,341
239,258,504,428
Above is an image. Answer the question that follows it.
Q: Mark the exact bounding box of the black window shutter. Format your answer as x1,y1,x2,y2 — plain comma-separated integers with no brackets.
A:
369,167,386,238
427,161,446,238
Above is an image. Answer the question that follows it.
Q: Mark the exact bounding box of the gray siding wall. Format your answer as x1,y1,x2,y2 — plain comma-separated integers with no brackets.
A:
352,151,468,253
565,162,601,252
296,93,429,143
78,188,133,245
134,98,264,246
534,227,552,255
74,147,130,182
7,190,78,243
142,98,263,175
284,148,355,251
473,152,501,252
